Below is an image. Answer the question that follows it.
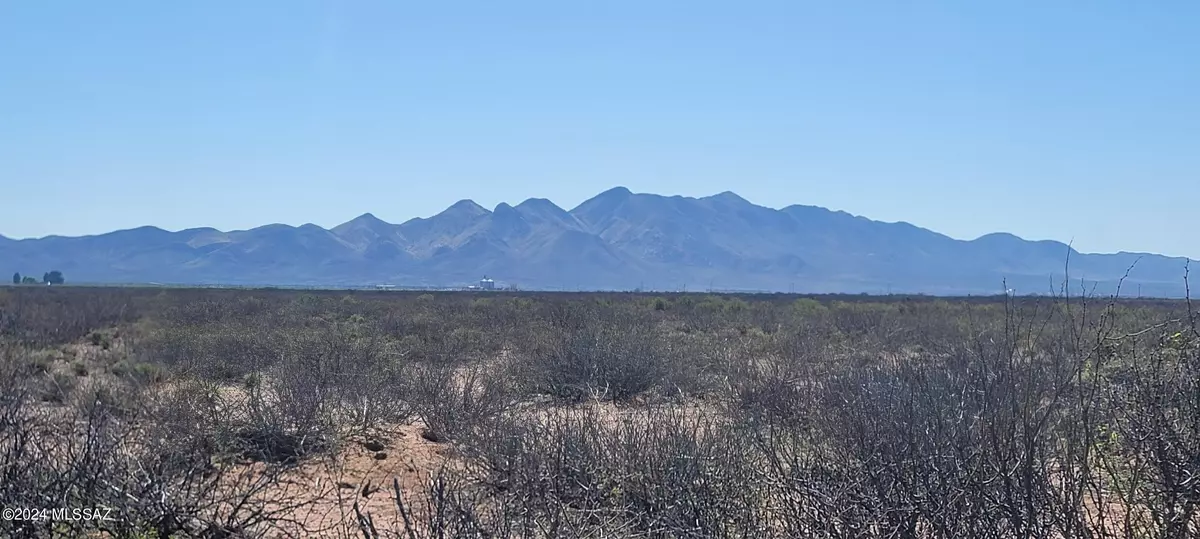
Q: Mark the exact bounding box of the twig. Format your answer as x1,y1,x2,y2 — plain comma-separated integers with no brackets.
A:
1185,260,1199,338
394,477,419,539
1104,318,1185,342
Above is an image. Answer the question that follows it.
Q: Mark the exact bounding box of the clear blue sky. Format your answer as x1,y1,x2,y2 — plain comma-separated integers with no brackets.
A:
2,2,1197,258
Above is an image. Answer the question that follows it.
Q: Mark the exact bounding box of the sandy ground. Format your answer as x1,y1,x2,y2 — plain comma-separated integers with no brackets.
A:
256,421,459,538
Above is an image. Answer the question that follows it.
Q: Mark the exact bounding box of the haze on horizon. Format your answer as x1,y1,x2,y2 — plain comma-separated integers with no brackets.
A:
2,2,1197,258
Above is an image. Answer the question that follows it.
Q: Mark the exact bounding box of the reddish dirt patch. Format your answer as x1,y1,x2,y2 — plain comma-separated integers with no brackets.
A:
261,422,458,538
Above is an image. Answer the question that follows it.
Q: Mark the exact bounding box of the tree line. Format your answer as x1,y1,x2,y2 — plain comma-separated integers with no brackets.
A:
10,270,65,285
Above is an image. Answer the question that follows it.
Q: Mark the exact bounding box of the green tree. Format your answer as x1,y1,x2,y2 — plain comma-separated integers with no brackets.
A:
21,276,36,284
44,270,65,285
11,272,18,285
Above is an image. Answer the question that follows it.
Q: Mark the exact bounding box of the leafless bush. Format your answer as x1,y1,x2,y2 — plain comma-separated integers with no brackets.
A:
1103,327,1200,538
369,405,764,538
519,311,671,403
139,322,282,381
410,362,518,443
0,287,138,347
0,363,321,538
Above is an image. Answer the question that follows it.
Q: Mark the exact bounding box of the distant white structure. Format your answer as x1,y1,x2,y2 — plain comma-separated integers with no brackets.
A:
480,276,495,290
376,284,396,291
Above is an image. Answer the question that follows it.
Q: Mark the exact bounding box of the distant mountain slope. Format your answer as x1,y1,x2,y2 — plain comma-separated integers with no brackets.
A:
0,187,1192,295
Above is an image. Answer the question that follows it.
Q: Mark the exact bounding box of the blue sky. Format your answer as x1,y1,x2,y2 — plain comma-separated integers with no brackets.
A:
2,1,1197,257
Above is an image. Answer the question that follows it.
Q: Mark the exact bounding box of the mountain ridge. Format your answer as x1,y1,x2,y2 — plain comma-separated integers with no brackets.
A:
1,188,1193,296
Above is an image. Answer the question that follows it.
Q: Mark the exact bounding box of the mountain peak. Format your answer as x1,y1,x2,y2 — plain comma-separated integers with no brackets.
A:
704,191,751,204
515,197,568,216
571,186,635,217
492,202,522,223
599,186,633,199
104,225,169,236
333,212,396,240
92,225,173,242
516,197,556,209
972,232,1023,243
247,223,295,233
448,199,490,216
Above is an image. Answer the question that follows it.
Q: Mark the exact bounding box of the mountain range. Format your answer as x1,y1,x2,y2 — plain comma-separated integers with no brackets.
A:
1,187,1193,296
